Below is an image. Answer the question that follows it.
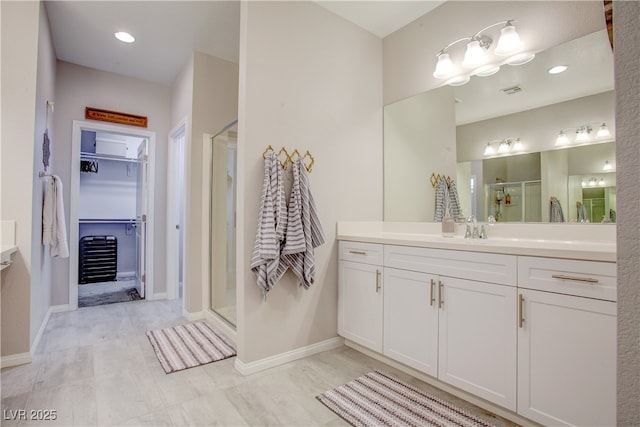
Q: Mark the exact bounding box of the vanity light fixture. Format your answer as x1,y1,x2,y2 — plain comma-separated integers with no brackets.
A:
599,178,606,186
432,20,533,85
603,160,613,171
484,138,523,157
589,178,597,187
555,122,612,146
115,31,135,43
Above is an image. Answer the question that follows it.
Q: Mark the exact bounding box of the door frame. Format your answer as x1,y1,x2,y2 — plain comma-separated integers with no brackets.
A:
69,120,156,310
166,118,188,302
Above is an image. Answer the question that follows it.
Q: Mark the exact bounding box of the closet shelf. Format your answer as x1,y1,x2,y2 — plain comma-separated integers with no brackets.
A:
79,218,136,224
80,151,141,163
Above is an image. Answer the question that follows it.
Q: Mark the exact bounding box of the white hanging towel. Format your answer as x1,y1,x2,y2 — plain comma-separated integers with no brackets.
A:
281,158,325,289
250,152,287,297
42,175,69,258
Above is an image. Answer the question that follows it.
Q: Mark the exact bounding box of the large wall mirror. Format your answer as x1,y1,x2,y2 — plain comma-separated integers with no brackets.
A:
384,27,614,224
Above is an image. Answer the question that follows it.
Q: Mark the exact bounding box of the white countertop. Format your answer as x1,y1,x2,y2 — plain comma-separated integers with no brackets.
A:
337,222,616,262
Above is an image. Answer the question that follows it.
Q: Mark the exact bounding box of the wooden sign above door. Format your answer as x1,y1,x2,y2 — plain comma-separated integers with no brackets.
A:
85,107,148,128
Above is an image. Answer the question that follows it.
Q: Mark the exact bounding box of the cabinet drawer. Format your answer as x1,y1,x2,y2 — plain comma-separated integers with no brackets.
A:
339,241,383,265
518,256,616,301
384,245,516,286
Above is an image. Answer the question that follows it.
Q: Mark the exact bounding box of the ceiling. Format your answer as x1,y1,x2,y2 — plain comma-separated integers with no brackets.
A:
44,1,612,125
44,0,444,86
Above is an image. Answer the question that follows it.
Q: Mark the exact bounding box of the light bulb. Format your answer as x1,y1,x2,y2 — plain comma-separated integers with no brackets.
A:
445,75,470,87
555,131,569,146
433,53,455,79
603,160,613,171
484,143,495,156
498,141,510,153
472,64,500,77
494,22,523,56
599,178,605,186
575,127,591,142
581,180,587,187
463,39,487,68
512,138,523,151
589,178,596,186
597,123,611,138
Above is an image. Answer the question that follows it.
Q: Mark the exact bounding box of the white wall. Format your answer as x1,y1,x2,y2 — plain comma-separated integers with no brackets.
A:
237,1,383,363
614,2,640,424
383,1,606,105
52,61,172,301
0,0,37,357
384,86,456,221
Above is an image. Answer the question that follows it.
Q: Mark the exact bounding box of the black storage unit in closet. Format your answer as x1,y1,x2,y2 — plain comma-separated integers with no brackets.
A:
79,235,117,284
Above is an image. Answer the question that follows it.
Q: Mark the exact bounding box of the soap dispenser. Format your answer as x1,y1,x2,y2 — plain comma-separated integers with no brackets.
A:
442,215,455,238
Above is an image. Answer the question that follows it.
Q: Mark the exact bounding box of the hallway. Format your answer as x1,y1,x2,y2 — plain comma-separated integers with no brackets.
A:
1,300,514,426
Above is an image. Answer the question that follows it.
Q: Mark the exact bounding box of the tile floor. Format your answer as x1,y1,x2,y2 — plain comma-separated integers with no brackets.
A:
1,299,518,426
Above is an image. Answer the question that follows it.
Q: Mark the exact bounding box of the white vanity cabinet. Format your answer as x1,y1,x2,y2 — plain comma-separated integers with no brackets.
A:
383,245,518,411
383,267,439,376
517,256,617,426
338,241,384,353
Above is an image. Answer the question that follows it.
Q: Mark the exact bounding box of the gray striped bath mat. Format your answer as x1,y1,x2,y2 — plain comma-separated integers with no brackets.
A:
317,370,495,427
146,322,236,374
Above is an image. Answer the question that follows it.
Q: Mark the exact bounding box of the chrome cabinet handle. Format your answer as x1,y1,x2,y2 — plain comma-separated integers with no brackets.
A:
375,269,381,293
349,250,367,256
552,274,599,284
519,294,525,328
438,281,444,308
0,261,11,266
429,279,436,306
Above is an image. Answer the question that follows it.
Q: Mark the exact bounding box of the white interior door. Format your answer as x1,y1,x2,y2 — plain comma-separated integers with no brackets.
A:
135,138,148,297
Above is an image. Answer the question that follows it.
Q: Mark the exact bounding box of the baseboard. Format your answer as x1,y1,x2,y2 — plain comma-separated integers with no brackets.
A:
182,309,204,321
1,352,32,369
234,336,344,376
149,292,167,301
30,307,53,357
204,310,237,345
344,340,537,427
50,304,70,313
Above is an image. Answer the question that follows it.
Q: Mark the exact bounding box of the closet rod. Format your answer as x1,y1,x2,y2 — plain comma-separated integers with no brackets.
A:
80,152,141,163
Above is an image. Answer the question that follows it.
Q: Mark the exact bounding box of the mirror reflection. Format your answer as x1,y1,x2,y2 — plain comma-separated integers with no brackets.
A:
384,28,615,224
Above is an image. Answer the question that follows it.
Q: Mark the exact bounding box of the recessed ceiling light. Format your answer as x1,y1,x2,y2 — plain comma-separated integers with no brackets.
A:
115,31,135,43
548,65,568,74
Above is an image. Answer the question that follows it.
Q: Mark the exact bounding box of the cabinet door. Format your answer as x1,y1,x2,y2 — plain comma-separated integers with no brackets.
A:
383,268,438,376
517,289,616,426
338,261,383,352
438,277,517,411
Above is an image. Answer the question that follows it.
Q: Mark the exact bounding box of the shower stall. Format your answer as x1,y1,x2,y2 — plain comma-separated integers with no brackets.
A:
209,121,237,327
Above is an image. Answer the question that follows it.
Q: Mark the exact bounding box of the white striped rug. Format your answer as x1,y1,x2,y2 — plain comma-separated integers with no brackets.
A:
317,370,496,427
146,322,236,374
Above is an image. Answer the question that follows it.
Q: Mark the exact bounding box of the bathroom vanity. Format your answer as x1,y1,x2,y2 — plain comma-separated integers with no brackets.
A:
337,221,616,426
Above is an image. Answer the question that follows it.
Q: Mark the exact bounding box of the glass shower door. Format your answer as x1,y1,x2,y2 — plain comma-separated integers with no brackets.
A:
209,123,237,327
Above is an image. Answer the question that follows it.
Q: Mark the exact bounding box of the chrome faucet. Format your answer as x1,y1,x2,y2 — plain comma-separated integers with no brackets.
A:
465,215,488,239
465,215,478,239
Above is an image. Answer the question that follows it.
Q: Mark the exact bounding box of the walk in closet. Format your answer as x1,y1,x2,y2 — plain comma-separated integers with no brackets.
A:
78,130,144,288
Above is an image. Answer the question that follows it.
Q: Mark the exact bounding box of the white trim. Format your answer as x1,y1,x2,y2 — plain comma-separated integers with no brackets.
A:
204,310,237,344
182,309,205,322
202,133,213,314
50,304,70,313
30,307,53,357
343,340,535,427
166,118,188,303
149,292,167,301
1,352,32,369
234,337,344,376
70,120,156,308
